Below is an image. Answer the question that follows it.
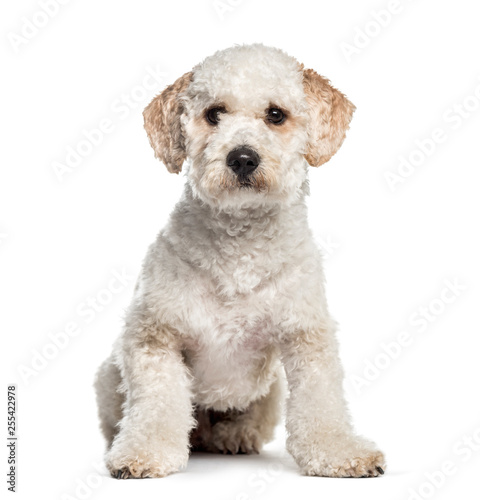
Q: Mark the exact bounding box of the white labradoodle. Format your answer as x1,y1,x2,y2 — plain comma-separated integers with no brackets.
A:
95,44,386,479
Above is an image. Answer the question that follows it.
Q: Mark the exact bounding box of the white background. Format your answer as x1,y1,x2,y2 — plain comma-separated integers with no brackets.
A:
2,0,480,499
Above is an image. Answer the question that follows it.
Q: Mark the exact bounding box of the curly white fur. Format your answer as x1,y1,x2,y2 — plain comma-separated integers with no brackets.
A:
95,44,385,479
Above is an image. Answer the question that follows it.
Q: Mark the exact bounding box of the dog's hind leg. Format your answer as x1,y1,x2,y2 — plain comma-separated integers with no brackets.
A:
94,355,124,449
191,374,284,454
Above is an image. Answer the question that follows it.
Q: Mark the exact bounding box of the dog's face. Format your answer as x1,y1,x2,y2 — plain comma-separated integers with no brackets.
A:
144,45,355,209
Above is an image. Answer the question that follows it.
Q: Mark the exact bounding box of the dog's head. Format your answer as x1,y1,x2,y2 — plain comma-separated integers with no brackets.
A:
144,44,355,208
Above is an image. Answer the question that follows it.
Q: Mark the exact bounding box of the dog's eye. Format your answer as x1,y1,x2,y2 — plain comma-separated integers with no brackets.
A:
266,107,286,125
205,107,226,125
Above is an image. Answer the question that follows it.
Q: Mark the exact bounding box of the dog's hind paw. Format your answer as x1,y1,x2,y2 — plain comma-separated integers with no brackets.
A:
210,421,262,455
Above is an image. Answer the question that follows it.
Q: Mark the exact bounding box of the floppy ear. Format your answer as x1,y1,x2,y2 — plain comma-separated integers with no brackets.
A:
143,72,193,173
302,68,356,167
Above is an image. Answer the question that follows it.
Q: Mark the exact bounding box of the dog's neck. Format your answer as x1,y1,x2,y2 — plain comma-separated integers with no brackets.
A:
179,183,309,238
163,184,313,296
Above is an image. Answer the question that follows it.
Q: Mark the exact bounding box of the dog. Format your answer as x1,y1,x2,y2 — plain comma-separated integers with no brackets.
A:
94,43,386,479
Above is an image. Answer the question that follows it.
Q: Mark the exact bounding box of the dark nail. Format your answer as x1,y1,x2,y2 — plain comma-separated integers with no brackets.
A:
376,466,385,475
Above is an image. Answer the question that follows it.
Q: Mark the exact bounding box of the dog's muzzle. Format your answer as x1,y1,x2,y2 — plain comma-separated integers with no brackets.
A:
226,147,260,177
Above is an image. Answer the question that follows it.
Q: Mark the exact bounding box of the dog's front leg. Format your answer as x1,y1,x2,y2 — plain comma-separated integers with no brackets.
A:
106,313,194,479
280,326,386,477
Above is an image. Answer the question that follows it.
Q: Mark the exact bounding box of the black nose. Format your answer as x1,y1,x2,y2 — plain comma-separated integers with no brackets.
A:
226,147,260,177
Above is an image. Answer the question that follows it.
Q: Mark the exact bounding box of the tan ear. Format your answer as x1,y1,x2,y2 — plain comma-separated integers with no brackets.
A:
143,72,193,173
302,68,356,167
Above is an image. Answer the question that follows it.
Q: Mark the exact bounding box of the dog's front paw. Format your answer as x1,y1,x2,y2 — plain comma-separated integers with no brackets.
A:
106,441,188,479
304,448,385,478
289,434,386,478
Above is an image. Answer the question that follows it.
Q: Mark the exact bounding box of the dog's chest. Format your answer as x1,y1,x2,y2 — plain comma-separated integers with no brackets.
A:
213,245,277,295
183,322,279,410
208,222,298,296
